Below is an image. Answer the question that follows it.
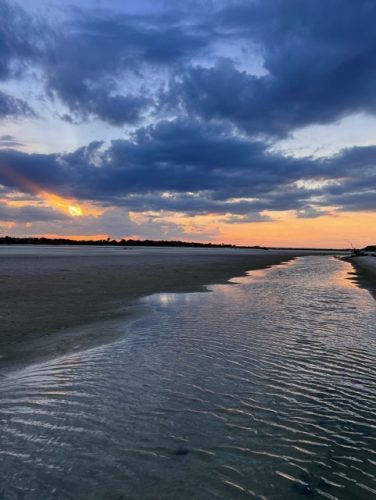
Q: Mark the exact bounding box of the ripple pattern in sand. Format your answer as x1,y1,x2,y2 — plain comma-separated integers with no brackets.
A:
1,256,376,499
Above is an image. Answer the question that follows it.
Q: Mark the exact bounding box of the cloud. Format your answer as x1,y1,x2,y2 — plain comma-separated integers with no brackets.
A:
296,206,330,219
48,83,151,126
3,0,376,133
0,118,374,218
164,0,376,136
0,91,34,118
0,134,23,148
0,205,183,240
41,7,211,124
0,0,40,80
0,202,67,223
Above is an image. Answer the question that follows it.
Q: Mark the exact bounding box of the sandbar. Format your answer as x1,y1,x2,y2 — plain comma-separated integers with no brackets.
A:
0,246,316,371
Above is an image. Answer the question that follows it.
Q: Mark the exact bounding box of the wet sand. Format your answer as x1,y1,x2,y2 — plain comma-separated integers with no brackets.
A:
0,245,313,371
346,256,376,300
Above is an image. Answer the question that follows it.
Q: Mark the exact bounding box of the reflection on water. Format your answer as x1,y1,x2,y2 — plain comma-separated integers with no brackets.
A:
144,291,204,307
1,256,376,499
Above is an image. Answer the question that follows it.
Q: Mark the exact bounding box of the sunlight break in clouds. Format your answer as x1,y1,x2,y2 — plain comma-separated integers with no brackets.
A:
39,191,102,218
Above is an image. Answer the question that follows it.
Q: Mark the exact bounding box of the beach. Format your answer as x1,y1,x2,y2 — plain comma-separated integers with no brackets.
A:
352,255,376,275
345,255,376,299
0,245,309,371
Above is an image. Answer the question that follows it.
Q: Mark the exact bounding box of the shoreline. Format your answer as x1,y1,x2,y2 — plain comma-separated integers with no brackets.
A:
0,246,313,373
342,256,376,300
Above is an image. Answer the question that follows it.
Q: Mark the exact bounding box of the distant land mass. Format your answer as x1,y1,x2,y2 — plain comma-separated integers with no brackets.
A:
0,235,243,249
0,235,363,251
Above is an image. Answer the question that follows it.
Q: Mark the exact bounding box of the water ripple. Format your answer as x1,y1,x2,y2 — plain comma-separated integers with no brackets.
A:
1,256,376,499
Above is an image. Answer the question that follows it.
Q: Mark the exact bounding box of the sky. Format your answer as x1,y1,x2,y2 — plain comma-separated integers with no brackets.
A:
0,0,375,248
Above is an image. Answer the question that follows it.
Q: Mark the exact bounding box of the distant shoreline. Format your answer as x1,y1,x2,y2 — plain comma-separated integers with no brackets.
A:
0,235,351,251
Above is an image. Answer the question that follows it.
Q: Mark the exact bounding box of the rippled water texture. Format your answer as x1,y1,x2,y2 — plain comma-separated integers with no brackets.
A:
1,256,376,499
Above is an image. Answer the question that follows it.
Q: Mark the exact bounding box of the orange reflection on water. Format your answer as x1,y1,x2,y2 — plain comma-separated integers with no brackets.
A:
333,257,359,289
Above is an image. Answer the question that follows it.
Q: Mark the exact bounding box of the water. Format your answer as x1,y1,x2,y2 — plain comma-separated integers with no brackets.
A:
1,256,376,499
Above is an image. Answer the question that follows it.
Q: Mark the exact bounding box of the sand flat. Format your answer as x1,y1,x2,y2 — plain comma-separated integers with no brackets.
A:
353,255,376,274
348,255,376,299
0,245,309,370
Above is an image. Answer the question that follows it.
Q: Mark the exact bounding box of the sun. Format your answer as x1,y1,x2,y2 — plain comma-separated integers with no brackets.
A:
38,190,102,217
67,205,84,217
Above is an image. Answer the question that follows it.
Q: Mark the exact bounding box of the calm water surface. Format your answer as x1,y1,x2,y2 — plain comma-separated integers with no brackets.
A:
1,257,376,499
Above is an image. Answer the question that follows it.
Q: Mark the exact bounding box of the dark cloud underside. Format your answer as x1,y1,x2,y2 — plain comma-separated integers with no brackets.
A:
0,119,375,216
0,0,375,223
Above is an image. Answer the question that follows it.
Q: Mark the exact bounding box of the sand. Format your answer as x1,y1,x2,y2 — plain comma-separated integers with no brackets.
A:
352,255,376,274
0,245,319,371
346,255,376,300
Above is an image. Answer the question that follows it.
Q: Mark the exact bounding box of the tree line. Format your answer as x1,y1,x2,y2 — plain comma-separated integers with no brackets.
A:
0,235,265,249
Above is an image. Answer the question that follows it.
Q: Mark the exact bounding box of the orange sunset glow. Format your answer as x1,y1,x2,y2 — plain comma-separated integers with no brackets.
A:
146,210,375,248
213,211,376,248
39,191,102,218
0,165,103,220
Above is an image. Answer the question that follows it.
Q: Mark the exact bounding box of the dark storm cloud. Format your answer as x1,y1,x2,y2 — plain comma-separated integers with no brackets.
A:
0,0,211,123
166,0,376,136
3,0,376,132
41,8,211,124
108,190,306,218
0,0,40,80
71,10,211,64
0,119,374,221
48,81,151,126
0,0,44,118
63,119,318,199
